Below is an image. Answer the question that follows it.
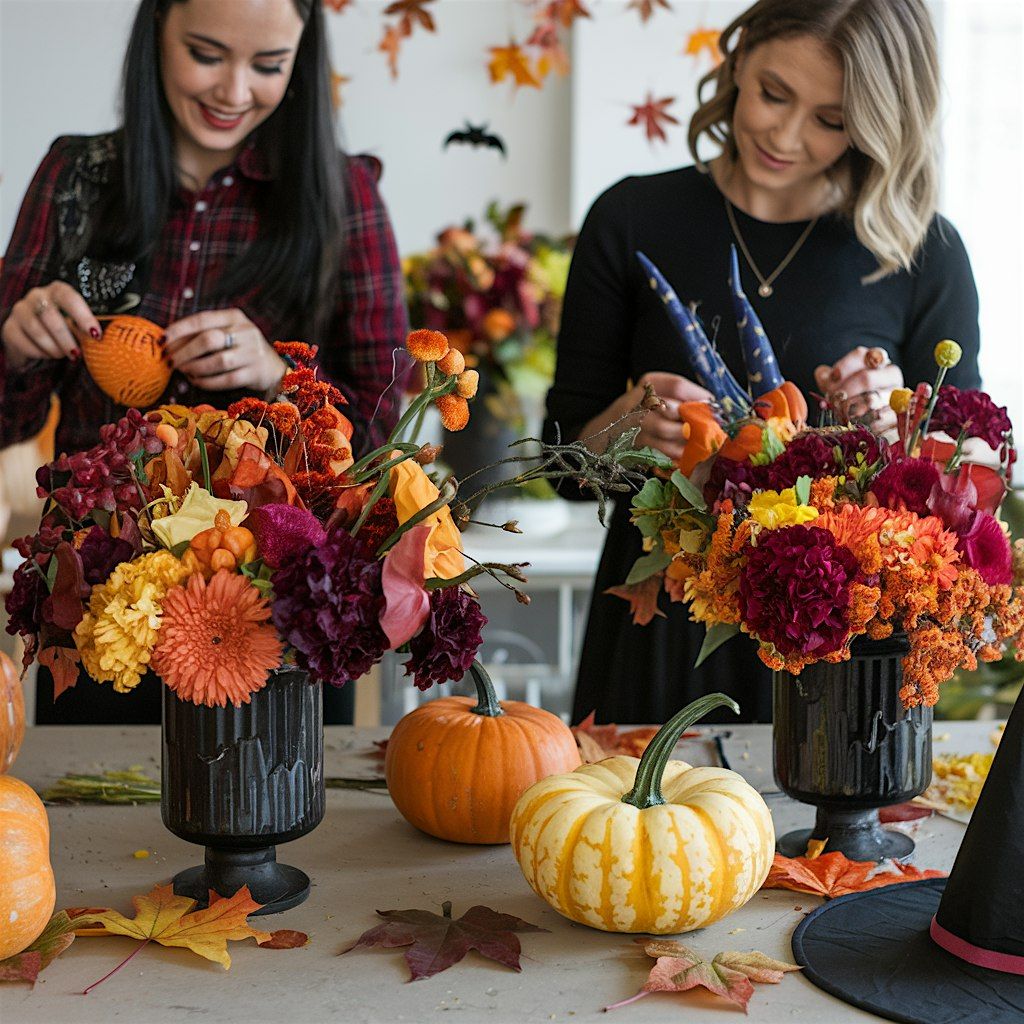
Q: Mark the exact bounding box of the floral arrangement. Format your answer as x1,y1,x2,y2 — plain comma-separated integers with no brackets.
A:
623,251,1024,710
6,331,648,709
403,203,572,427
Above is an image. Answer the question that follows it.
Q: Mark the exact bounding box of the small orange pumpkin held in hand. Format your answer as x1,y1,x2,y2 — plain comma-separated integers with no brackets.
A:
183,510,257,578
385,661,581,844
0,776,55,959
79,314,171,407
0,652,25,773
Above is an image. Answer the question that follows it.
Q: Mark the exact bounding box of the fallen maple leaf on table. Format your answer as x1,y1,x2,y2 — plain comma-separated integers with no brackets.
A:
0,912,76,985
627,0,672,22
341,900,547,981
606,939,801,1013
571,711,669,763
762,852,945,899
488,41,543,90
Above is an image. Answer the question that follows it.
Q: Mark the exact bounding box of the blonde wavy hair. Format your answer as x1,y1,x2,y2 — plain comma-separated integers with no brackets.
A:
688,0,940,280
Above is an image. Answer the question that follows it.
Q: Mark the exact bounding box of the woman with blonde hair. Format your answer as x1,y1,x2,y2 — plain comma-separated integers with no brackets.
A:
545,0,981,724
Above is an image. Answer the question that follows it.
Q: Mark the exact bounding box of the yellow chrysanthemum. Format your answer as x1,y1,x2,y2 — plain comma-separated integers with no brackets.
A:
748,488,820,529
74,552,190,693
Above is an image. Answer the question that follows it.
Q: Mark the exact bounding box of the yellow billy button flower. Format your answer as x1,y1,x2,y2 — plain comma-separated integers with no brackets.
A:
406,329,450,363
748,488,820,530
934,339,963,369
889,387,913,414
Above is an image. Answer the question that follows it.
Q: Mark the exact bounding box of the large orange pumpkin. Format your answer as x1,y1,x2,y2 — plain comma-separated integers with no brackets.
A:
385,662,581,844
80,314,170,407
0,776,55,959
0,652,25,773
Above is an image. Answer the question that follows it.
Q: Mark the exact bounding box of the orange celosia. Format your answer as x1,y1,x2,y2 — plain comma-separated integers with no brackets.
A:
676,402,727,475
273,341,319,367
151,571,283,708
810,476,840,511
405,329,450,363
436,393,470,432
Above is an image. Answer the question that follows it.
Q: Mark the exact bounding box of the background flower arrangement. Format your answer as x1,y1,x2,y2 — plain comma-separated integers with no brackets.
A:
619,339,1024,710
403,202,572,431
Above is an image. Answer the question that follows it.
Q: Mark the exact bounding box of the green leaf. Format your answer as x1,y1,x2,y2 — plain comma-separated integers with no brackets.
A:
633,477,670,511
626,445,676,470
694,623,741,669
670,471,707,511
762,426,785,461
634,514,664,539
625,549,673,585
0,912,76,984
794,475,811,506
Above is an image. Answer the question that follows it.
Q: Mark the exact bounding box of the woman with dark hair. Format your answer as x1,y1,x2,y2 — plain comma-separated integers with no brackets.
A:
545,0,983,725
0,0,409,724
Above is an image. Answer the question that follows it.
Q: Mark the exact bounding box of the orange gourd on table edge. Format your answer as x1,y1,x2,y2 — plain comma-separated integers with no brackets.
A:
385,661,581,844
0,776,55,959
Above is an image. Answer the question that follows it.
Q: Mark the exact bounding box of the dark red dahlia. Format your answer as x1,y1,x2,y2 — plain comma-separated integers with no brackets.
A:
703,457,770,506
404,587,487,690
869,457,940,516
930,386,1012,450
738,524,861,657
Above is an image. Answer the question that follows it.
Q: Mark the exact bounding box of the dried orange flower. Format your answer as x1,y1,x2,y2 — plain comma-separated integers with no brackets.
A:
436,393,470,431
436,349,466,376
456,370,479,399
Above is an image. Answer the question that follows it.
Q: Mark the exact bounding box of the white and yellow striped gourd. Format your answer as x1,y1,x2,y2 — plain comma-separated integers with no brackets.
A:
510,694,774,934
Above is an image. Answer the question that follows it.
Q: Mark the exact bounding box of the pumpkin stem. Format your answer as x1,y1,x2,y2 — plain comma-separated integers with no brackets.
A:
621,692,739,809
467,661,504,718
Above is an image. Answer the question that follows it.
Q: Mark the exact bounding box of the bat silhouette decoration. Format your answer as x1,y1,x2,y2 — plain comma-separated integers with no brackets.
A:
442,122,507,158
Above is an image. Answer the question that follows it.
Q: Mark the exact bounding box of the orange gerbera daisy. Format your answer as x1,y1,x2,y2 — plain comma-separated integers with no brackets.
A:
151,571,283,708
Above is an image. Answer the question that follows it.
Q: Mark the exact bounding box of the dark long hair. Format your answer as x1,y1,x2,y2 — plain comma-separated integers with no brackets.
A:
100,0,345,341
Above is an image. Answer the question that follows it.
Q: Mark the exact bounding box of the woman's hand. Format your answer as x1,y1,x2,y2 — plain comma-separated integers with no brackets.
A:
163,309,288,395
1,281,101,371
814,346,904,437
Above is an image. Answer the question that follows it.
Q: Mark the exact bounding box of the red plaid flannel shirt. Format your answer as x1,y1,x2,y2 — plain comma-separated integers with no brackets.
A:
0,133,410,456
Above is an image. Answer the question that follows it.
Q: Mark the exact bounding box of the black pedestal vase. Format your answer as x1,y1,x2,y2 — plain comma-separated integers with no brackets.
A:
161,668,324,915
773,633,932,862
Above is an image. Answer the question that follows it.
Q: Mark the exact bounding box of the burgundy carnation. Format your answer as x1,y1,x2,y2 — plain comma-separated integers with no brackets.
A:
738,524,861,657
703,457,770,507
271,525,388,686
77,527,136,586
766,427,883,490
869,457,940,516
955,511,1012,585
931,386,1013,450
404,587,487,691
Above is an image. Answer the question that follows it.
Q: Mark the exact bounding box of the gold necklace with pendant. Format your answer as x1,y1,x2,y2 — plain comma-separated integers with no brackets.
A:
725,199,819,298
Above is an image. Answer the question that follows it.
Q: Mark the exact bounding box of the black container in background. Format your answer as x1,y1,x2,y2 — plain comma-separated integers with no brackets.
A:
773,633,933,862
162,667,324,915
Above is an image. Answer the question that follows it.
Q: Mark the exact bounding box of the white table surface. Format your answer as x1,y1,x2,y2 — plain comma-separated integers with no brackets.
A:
2,722,996,1024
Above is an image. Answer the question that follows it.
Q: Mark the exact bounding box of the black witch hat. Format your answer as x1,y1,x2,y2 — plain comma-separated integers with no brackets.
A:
791,683,1024,1024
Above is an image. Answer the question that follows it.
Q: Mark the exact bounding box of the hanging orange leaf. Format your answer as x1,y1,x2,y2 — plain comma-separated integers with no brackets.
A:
606,939,801,1013
379,23,406,80
627,0,672,22
604,574,665,625
324,0,354,11
627,93,680,144
683,27,723,65
762,852,945,900
488,41,542,90
330,70,351,111
540,0,591,28
527,22,571,79
384,0,437,35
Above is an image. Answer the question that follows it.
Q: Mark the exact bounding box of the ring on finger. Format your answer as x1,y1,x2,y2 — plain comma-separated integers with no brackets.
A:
35,297,50,318
224,331,235,350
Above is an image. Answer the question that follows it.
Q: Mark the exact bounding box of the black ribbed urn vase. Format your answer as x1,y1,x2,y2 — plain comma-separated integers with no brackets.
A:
161,667,324,915
773,633,932,862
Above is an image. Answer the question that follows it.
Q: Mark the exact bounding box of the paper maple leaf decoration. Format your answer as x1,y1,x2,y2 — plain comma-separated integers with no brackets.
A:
684,27,723,65
323,0,354,12
539,0,592,29
384,0,437,35
627,0,673,22
627,93,681,144
527,22,571,79
330,70,351,111
606,940,801,1013
379,23,405,80
763,852,945,899
489,41,542,90
604,575,665,625
342,901,548,981
0,912,76,985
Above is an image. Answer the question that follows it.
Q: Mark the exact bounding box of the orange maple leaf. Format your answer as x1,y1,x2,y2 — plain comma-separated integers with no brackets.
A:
379,23,405,80
488,41,542,90
38,645,81,700
384,0,436,35
571,711,664,763
527,23,571,79
323,0,354,11
330,69,350,111
683,27,723,65
605,574,666,624
627,0,672,23
626,93,680,144
540,0,591,28
762,852,945,899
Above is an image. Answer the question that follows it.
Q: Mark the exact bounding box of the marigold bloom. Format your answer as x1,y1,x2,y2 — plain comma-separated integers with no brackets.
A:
75,552,190,692
406,329,450,363
456,370,479,399
436,393,470,432
152,571,283,708
748,488,820,530
436,349,466,376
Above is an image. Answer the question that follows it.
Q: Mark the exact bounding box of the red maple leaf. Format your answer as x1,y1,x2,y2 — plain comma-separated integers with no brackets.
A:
341,901,547,981
627,93,680,144
527,22,571,79
384,0,436,35
627,0,672,22
762,852,945,899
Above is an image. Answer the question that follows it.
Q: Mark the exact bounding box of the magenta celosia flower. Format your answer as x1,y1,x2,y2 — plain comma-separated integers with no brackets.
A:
955,511,1012,585
271,525,388,687
404,587,487,691
870,457,940,516
930,386,1012,450
738,524,861,657
247,504,326,568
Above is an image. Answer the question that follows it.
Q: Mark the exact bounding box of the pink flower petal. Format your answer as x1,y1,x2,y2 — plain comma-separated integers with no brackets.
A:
380,525,432,649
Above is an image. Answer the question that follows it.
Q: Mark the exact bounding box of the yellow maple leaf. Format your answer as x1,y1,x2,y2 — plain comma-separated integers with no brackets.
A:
71,884,270,969
488,41,542,89
684,27,722,65
330,69,351,111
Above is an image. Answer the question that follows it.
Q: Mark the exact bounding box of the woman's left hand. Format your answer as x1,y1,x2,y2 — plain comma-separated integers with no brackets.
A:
814,346,904,437
163,309,287,395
